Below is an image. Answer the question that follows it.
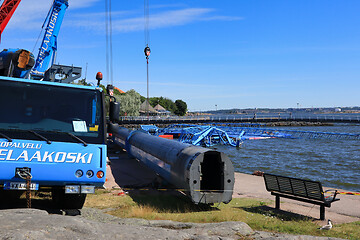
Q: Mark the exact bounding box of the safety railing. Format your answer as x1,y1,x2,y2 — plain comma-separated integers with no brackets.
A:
118,114,360,123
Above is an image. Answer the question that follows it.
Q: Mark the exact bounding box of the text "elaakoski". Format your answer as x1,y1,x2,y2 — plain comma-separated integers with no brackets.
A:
0,141,93,164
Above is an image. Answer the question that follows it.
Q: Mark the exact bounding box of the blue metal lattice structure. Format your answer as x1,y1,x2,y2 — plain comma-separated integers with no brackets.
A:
140,125,159,135
153,124,360,147
177,125,244,147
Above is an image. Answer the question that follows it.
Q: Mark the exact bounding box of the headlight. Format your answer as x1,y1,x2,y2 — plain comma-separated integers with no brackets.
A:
75,169,83,178
86,170,94,178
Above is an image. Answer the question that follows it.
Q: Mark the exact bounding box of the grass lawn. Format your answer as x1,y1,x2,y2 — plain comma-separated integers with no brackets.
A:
85,189,360,240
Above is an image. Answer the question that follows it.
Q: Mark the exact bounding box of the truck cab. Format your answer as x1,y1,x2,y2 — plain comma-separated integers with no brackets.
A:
0,76,107,209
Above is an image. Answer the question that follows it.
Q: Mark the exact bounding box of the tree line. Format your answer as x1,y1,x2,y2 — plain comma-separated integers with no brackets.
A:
142,96,187,116
76,79,187,116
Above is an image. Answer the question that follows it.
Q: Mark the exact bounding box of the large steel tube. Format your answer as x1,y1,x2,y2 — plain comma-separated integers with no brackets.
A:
108,123,235,204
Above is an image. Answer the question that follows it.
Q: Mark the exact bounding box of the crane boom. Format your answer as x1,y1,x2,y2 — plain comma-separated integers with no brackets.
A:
0,0,21,38
30,0,68,80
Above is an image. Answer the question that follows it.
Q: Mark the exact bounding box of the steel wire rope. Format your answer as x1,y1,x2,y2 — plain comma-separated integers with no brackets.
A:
105,0,109,85
144,0,150,116
31,0,54,57
144,0,150,46
32,28,44,55
105,0,113,86
109,0,114,86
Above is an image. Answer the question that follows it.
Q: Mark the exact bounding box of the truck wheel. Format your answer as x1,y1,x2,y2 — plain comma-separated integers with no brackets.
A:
0,189,23,206
52,188,86,209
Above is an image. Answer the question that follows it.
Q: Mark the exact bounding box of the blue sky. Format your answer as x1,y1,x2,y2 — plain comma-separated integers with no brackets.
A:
2,0,360,111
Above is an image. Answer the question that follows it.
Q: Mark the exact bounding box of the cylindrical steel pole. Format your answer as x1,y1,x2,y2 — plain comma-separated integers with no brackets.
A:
109,123,234,204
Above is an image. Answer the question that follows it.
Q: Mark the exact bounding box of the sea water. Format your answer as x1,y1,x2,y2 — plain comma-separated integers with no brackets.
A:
214,123,360,192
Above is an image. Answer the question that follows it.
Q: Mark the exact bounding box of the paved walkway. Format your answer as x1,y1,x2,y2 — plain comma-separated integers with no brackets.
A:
232,173,360,224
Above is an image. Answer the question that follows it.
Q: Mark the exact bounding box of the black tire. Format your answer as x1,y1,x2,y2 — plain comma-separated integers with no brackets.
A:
52,188,86,209
0,189,24,207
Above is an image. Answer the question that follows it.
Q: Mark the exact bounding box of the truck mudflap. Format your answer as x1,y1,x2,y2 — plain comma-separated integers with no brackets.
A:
0,138,107,187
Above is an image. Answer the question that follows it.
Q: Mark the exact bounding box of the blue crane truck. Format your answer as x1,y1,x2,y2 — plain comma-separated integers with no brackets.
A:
0,75,109,209
0,0,121,209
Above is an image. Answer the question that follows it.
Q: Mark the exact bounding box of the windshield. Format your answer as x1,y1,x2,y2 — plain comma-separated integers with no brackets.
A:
0,78,105,144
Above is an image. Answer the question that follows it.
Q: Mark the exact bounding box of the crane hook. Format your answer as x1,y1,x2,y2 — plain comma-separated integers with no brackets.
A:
144,45,151,58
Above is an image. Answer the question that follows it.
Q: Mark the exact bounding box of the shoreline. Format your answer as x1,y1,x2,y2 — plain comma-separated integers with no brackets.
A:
120,121,334,130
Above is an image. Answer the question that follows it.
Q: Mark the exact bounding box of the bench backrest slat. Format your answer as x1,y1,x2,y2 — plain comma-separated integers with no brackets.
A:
264,173,324,201
305,181,323,200
264,174,280,191
290,179,306,196
278,176,293,194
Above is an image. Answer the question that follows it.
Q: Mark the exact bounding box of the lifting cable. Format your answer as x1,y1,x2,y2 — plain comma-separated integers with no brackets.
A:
144,0,151,116
105,0,114,86
144,0,150,48
32,0,54,55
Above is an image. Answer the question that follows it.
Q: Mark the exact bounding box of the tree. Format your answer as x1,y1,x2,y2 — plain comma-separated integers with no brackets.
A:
75,78,92,86
160,98,177,114
149,97,159,107
116,89,141,116
174,99,187,116
143,96,177,114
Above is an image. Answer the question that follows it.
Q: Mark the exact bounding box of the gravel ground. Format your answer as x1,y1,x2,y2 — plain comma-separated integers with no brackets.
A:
0,208,344,240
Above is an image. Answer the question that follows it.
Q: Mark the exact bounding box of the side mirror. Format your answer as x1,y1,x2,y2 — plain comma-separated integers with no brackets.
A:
109,101,120,122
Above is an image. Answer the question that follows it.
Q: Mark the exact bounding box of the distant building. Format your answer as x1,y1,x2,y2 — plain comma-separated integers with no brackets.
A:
154,104,166,112
114,87,125,94
335,107,342,112
139,100,157,115
154,104,171,116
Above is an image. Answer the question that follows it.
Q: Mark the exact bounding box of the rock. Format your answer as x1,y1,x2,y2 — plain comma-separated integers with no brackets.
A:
147,219,194,229
0,208,346,240
189,221,254,238
252,171,264,176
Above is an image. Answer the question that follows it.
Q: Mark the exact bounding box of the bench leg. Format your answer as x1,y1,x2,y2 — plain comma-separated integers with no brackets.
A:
320,205,325,220
275,195,280,209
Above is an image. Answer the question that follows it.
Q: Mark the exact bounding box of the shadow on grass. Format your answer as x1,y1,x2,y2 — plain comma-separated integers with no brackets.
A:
107,147,219,213
127,189,218,213
238,205,313,221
